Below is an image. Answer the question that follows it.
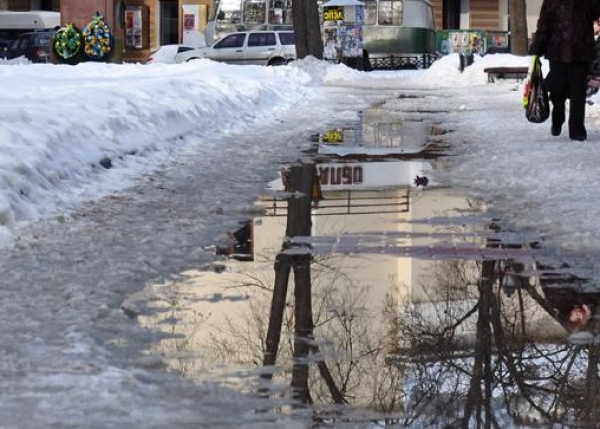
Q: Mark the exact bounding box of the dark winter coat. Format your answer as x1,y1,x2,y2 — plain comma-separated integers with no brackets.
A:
529,0,600,63
593,36,600,75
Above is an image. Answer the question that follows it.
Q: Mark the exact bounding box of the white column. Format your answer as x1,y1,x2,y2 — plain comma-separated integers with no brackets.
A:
459,0,469,29
499,0,508,31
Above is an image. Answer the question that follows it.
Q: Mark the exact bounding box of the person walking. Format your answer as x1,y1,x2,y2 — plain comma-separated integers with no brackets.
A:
529,0,600,141
586,19,600,97
593,19,600,76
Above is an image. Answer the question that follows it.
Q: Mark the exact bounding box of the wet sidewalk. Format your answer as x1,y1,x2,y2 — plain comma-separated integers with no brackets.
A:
131,94,600,428
2,76,598,428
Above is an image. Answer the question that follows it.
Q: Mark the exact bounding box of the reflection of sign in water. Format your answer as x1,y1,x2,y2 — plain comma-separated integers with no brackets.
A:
183,13,195,31
319,165,364,186
321,129,344,143
317,161,427,189
125,7,142,49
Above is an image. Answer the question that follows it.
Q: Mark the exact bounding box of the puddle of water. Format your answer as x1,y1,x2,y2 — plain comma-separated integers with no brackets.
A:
134,105,600,428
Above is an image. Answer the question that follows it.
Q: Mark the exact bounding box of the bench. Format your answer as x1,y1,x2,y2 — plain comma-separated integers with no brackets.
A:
484,66,529,83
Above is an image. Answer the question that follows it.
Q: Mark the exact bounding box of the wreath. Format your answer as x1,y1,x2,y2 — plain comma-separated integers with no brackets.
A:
82,12,114,61
53,24,83,64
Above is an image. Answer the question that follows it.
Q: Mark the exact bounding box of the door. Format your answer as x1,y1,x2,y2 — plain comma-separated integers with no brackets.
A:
244,32,277,65
207,32,247,64
160,0,179,45
443,0,460,29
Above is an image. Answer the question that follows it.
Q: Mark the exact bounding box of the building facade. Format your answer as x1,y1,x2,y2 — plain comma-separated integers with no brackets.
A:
2,0,211,62
432,0,542,43
57,0,211,62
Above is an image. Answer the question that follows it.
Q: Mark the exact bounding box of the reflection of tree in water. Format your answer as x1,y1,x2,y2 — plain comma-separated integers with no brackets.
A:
393,249,600,429
190,241,600,428
145,238,600,428
202,253,406,411
306,256,405,412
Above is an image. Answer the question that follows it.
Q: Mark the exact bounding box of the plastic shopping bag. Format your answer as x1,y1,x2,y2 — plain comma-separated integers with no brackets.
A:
523,56,550,123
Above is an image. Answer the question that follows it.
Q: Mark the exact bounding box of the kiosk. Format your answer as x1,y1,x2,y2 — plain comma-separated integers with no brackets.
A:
321,0,365,67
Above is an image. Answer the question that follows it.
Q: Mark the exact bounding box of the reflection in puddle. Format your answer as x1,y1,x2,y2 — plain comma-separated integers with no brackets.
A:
215,219,253,261
134,105,600,428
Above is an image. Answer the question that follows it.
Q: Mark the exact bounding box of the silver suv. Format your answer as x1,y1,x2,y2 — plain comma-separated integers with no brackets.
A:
177,30,295,66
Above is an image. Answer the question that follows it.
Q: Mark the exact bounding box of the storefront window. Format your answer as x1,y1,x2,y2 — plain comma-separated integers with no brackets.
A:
363,0,377,25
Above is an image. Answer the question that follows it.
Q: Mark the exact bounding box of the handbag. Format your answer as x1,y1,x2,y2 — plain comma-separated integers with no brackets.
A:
523,56,550,123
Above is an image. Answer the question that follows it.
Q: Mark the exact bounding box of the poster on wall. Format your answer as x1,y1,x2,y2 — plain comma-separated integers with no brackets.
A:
435,30,509,55
182,5,206,47
184,13,196,31
125,7,142,49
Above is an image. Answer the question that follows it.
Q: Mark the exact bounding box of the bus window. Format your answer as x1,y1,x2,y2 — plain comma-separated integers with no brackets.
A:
268,0,293,25
363,0,377,25
378,0,403,25
243,0,267,26
427,4,436,29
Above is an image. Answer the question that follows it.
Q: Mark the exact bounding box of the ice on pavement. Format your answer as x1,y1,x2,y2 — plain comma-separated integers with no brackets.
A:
2,52,600,427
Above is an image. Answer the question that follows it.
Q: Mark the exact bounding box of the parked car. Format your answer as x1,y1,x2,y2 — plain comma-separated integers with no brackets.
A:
176,30,295,66
1,30,54,63
145,44,196,64
0,39,12,57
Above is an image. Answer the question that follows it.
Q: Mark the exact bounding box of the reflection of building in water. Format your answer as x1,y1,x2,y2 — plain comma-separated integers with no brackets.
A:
319,110,437,152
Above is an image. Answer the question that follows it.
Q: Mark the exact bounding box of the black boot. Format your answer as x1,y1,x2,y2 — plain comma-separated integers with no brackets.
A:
551,106,565,137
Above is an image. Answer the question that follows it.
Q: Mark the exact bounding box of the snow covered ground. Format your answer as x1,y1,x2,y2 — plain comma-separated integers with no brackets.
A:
5,53,600,255
1,52,600,427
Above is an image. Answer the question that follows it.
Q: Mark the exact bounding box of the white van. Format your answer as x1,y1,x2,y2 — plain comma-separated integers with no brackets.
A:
0,11,60,54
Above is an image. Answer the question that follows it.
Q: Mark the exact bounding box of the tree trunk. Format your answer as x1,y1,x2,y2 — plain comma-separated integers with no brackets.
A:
287,164,315,404
291,255,312,404
261,254,292,377
263,163,343,405
293,0,324,59
285,164,315,237
305,0,324,59
262,163,314,391
509,0,529,55
293,0,309,58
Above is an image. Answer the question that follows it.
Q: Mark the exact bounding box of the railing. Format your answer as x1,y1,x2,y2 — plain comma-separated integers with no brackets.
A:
369,52,439,70
262,189,410,217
